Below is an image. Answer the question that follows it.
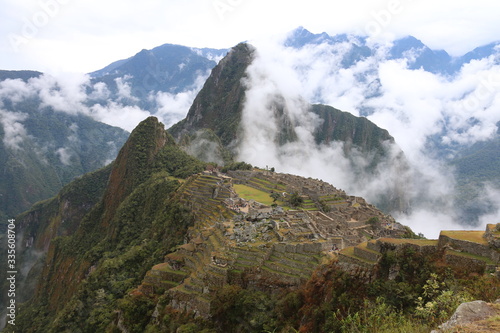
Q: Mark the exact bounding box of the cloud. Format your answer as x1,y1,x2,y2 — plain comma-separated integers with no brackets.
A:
115,75,139,102
0,78,33,103
32,73,90,114
236,41,407,213
0,109,29,150
88,81,110,100
0,70,209,133
55,147,72,165
235,36,500,237
154,71,209,128
89,102,151,132
3,0,500,74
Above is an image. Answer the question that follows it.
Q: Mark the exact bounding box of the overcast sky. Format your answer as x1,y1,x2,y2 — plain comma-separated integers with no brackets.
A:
2,0,500,74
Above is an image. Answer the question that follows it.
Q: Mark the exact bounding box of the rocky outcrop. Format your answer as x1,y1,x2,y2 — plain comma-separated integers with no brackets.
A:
485,223,500,248
102,116,169,234
432,300,500,332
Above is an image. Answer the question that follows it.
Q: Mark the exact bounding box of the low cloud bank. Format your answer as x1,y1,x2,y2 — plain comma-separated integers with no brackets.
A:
237,36,500,237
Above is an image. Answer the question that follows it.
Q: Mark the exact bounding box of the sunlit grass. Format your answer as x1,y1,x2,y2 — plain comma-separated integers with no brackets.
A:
233,184,275,206
440,230,488,244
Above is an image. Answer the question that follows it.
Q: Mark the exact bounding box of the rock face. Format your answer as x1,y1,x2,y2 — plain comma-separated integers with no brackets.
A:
169,43,411,213
433,300,500,332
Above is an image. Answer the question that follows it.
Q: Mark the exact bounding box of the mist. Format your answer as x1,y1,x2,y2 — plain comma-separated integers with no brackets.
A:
236,35,500,238
0,68,210,133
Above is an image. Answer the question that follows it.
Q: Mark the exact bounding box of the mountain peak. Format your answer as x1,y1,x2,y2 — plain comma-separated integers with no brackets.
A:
102,116,168,229
169,42,255,147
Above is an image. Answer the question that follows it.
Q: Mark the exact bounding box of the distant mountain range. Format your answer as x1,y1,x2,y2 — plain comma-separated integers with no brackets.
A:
88,44,228,111
286,26,500,75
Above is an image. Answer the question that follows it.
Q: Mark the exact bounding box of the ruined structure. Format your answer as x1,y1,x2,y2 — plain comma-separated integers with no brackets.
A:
136,170,407,317
338,223,500,280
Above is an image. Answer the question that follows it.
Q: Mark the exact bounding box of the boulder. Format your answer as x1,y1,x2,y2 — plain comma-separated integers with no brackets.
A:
433,300,497,332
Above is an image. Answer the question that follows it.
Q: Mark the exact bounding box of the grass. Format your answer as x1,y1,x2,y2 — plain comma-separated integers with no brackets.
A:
167,176,185,183
379,238,439,246
440,230,488,245
233,184,275,206
261,264,302,279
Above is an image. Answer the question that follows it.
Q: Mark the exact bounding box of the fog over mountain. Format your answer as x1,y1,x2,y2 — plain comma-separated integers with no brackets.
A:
2,27,500,237
246,29,500,237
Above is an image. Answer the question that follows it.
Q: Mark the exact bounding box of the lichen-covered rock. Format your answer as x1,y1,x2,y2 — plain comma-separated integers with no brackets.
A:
433,300,497,332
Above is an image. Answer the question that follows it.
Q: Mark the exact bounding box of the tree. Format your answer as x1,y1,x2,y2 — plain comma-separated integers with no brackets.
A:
289,192,303,208
270,192,281,203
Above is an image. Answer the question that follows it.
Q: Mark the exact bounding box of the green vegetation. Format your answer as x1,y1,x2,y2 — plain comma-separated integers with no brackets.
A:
6,117,208,333
169,43,254,148
221,161,253,173
233,184,275,206
289,192,304,208
0,102,129,224
6,116,500,333
450,135,500,224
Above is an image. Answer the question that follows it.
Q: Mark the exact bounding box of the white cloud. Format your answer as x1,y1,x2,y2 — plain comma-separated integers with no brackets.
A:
88,81,110,100
234,35,500,237
0,109,29,150
2,0,500,74
0,78,34,103
115,75,138,102
154,71,209,128
89,102,151,132
55,147,72,165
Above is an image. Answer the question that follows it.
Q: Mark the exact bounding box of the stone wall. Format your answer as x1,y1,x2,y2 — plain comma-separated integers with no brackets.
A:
273,240,332,254
484,224,500,249
354,246,382,263
444,250,489,273
372,239,439,256
438,235,500,263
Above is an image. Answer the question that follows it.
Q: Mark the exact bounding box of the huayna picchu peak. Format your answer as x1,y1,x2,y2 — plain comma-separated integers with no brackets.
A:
169,43,410,213
3,116,498,332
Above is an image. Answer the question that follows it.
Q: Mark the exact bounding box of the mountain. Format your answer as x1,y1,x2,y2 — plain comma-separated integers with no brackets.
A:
459,41,500,65
4,116,499,332
170,42,396,154
88,43,228,110
169,42,409,213
0,116,205,330
388,36,454,74
169,43,253,149
0,70,42,82
278,27,500,225
0,71,129,226
450,128,500,223
284,27,500,76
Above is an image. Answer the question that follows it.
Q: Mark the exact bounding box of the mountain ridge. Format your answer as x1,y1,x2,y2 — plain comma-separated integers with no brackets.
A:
169,42,409,213
3,116,498,332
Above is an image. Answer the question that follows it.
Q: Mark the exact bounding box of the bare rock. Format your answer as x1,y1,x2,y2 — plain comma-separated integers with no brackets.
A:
436,300,497,332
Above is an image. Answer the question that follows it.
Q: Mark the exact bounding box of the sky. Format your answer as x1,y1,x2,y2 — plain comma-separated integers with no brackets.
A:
2,0,500,74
